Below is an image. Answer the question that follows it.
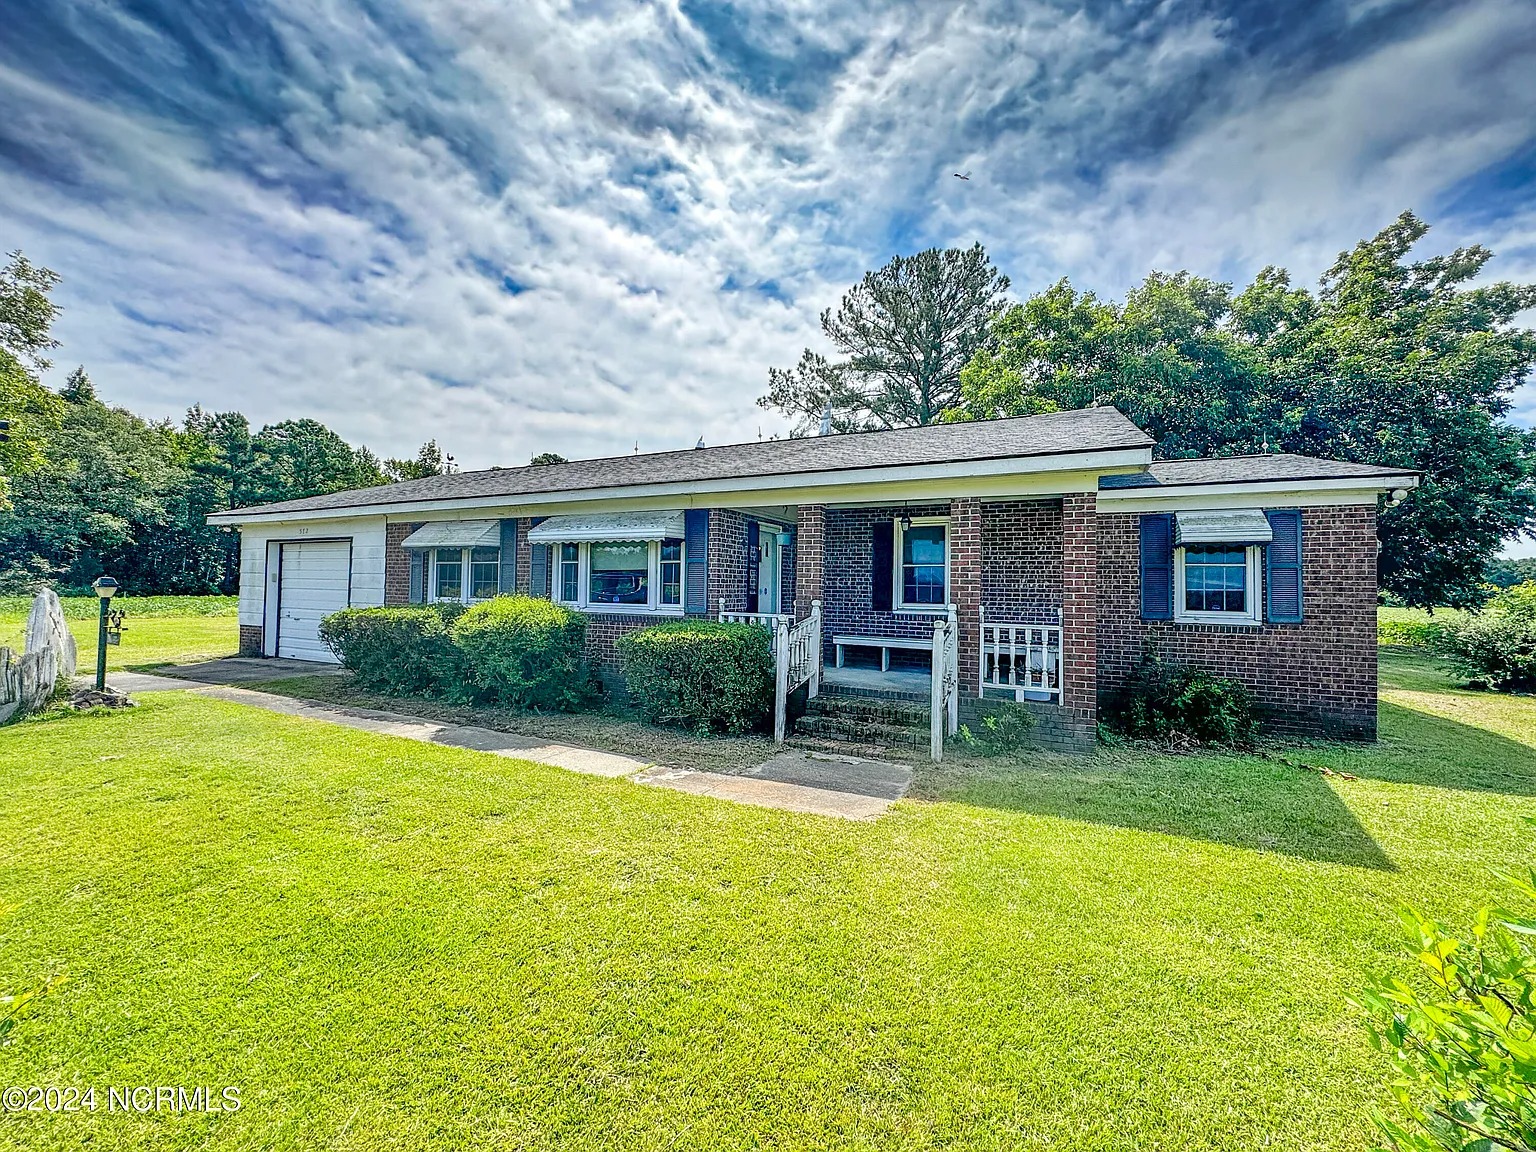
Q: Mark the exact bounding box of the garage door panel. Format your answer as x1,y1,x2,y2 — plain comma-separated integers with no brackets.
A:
277,540,351,662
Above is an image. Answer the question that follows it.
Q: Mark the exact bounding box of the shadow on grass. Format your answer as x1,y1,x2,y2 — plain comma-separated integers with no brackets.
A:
1317,699,1536,797
916,746,1397,871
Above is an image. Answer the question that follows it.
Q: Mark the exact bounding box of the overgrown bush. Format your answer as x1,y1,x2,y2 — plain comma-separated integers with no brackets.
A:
1110,651,1258,746
1378,614,1455,651
1355,847,1536,1152
1436,581,1536,692
319,604,467,697
617,620,774,735
451,596,595,711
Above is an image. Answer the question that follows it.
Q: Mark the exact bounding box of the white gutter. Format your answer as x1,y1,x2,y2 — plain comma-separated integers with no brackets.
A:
209,446,1154,526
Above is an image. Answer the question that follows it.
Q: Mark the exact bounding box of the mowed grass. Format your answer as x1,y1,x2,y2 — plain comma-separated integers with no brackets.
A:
0,605,237,675
0,652,1532,1150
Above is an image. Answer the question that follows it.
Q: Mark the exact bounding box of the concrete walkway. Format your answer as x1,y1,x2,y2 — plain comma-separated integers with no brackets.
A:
90,670,909,820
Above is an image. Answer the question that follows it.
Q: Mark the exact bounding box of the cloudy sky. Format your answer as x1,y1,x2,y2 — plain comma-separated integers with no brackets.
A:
2,0,1534,477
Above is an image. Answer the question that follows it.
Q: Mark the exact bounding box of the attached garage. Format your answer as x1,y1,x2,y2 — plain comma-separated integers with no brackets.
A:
272,539,352,662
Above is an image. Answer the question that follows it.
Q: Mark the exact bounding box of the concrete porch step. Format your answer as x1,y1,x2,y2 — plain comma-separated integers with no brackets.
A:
793,713,929,749
805,692,930,728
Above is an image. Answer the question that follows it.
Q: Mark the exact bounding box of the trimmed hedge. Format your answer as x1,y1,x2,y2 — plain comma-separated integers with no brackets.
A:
1109,652,1258,747
617,620,774,735
319,604,467,697
451,596,595,711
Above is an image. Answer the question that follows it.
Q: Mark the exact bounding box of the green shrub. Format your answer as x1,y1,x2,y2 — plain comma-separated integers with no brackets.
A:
956,703,1037,757
1110,652,1258,746
1435,581,1536,692
319,604,467,697
1378,616,1453,650
0,594,239,620
617,620,774,735
451,596,594,711
1355,846,1536,1152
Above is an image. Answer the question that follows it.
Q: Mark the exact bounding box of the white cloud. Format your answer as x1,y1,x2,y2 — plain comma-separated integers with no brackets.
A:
0,0,1531,477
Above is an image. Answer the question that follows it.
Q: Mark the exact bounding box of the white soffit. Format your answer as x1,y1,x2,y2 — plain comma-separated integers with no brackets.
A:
527,511,686,543
400,520,501,549
1174,509,1273,545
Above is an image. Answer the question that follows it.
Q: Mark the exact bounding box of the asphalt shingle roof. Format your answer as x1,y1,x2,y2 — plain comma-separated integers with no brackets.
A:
1099,453,1418,489
214,406,1153,519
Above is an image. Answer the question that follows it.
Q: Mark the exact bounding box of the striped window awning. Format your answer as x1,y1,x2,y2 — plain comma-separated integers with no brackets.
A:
526,511,686,543
1173,509,1273,546
400,520,502,550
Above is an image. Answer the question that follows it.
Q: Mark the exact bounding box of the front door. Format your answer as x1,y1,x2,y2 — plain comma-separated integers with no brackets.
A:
757,531,780,614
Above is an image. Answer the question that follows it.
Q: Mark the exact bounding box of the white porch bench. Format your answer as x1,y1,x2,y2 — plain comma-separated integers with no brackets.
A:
832,633,930,671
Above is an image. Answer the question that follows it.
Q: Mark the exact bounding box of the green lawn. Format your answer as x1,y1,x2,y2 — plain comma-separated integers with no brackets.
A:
0,605,237,676
0,652,1531,1150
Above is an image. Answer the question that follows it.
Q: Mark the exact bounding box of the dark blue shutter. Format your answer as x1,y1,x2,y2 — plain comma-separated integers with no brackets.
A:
530,545,550,599
684,509,709,615
871,521,894,612
1265,509,1303,623
499,519,518,595
745,520,760,612
409,550,424,604
1139,514,1174,620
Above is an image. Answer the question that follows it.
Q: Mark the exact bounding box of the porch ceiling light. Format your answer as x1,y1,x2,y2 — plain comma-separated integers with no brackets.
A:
899,513,913,531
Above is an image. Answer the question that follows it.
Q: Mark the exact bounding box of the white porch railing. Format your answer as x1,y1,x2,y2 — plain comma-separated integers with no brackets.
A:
979,606,1062,702
929,605,959,761
718,600,792,628
719,599,820,743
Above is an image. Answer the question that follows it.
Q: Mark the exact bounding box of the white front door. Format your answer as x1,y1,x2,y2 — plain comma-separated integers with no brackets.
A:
276,540,351,662
757,532,780,615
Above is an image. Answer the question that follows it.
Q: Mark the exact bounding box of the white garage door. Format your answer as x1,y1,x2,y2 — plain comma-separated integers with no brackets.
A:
276,540,351,662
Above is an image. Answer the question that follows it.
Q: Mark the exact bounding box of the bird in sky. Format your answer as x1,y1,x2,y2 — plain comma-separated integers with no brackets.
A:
953,171,971,180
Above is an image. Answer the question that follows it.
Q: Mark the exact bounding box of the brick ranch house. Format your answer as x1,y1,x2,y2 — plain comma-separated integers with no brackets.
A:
209,407,1418,748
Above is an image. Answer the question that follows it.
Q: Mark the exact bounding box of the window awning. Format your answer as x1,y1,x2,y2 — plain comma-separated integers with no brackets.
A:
527,511,686,543
400,520,502,550
1174,509,1274,546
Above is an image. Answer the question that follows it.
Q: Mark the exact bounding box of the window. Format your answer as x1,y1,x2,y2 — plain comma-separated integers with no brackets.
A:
470,547,500,600
589,541,649,605
1175,545,1260,624
659,538,682,607
558,543,579,604
431,546,500,603
896,518,948,609
433,548,463,601
543,539,684,613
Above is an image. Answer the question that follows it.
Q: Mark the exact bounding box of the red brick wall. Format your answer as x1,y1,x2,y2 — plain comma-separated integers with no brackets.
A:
794,504,825,621
708,509,751,615
821,505,951,657
238,624,263,657
951,497,982,694
981,500,1063,623
582,612,661,672
383,522,419,605
1061,494,1098,734
1096,505,1379,738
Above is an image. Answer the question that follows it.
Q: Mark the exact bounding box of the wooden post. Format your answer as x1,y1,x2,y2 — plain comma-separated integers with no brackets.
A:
773,619,790,744
808,600,822,700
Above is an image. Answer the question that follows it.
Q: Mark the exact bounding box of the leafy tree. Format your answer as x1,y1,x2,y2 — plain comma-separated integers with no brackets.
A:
384,440,448,481
530,452,567,466
1487,556,1536,590
0,252,65,506
760,243,1009,432
955,213,1536,607
245,419,386,507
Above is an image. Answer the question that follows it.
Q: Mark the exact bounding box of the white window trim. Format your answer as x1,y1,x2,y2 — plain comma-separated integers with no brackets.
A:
893,515,951,614
552,539,686,616
1174,544,1262,626
430,546,501,605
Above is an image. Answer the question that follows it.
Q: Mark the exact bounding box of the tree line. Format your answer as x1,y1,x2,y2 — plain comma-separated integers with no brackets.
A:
3,211,1533,605
0,252,448,592
761,213,1536,608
